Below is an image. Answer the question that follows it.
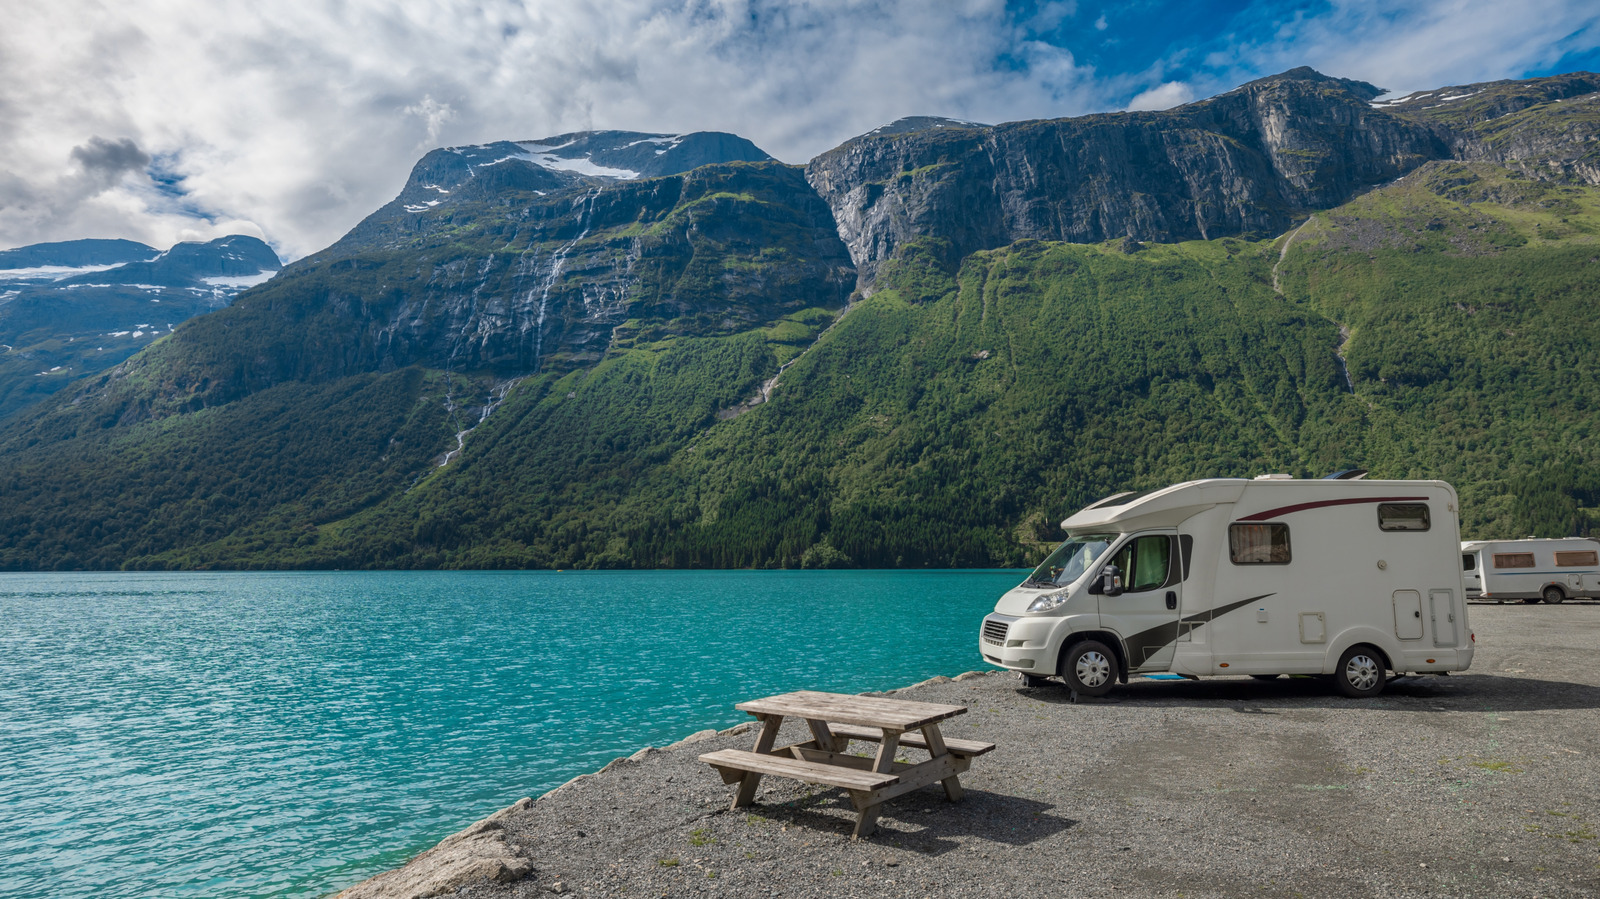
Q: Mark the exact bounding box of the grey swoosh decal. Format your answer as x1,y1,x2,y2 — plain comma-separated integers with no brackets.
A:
1121,593,1275,667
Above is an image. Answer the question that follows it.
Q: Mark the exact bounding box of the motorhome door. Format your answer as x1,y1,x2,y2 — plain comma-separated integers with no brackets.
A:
1098,531,1183,671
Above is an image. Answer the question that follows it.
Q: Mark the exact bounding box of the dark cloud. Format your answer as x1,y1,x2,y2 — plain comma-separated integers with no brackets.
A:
70,137,151,184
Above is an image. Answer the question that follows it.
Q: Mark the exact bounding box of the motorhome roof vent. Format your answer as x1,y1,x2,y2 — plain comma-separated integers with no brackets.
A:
1254,473,1294,480
1322,469,1369,480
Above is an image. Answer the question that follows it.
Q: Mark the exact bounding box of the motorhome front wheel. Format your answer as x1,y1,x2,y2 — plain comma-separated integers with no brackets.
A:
1062,640,1116,697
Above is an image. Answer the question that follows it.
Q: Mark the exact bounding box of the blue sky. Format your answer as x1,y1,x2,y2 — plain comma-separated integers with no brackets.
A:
2,0,1598,260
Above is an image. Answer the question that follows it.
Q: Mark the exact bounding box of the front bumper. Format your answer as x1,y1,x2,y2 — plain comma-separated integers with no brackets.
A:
979,613,1063,674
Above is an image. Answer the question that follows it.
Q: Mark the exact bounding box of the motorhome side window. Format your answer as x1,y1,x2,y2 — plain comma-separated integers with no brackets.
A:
1229,523,1290,564
1462,553,1476,571
1493,552,1535,569
1556,550,1599,567
1107,534,1174,592
1377,503,1430,531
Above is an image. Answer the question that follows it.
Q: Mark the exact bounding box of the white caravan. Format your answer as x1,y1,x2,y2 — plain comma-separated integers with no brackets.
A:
1461,537,1600,604
979,474,1474,698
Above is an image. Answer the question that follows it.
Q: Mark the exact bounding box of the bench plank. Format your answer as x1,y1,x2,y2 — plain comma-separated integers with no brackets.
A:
828,724,996,757
700,749,898,792
736,691,967,731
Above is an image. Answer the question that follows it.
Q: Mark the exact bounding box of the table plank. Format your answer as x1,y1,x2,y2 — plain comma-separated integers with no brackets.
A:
736,691,967,731
699,749,898,791
827,724,995,757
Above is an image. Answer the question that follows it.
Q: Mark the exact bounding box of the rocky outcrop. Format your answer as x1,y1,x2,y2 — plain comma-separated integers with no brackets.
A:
806,68,1450,288
1381,72,1600,185
333,798,535,899
60,159,852,419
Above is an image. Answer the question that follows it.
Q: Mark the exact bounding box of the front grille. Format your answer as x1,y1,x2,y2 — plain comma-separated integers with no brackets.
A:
982,618,1010,645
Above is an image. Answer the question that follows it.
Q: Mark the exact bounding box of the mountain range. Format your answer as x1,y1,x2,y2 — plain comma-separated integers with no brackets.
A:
0,235,281,419
0,67,1597,570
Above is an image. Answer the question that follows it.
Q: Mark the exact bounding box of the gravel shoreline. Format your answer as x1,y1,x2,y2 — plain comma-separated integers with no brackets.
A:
338,603,1600,898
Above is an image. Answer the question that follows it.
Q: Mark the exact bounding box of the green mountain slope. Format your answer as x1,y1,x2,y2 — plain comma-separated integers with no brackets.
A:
3,71,1600,571
32,161,1590,571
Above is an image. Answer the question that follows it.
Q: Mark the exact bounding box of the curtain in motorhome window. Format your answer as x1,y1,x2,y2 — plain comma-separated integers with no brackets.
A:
1131,535,1170,591
1108,534,1173,592
1229,523,1291,564
1377,503,1430,531
1493,553,1535,569
1556,550,1599,567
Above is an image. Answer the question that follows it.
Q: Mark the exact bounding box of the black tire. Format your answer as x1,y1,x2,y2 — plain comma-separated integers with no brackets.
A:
1250,674,1281,681
1333,645,1387,698
1543,586,1566,604
1060,640,1117,697
1019,672,1052,689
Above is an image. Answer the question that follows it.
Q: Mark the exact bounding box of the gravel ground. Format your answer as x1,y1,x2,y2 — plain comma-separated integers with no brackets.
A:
450,603,1600,898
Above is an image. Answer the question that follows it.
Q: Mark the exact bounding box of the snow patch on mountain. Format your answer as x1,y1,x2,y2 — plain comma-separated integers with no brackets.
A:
0,263,127,282
514,141,642,179
202,270,278,289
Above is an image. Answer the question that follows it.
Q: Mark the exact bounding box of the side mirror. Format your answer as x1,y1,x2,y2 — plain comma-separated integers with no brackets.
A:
1100,564,1124,597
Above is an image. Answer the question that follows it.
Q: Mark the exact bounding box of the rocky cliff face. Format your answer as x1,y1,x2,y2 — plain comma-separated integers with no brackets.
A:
64,145,849,418
805,68,1449,289
1379,73,1600,185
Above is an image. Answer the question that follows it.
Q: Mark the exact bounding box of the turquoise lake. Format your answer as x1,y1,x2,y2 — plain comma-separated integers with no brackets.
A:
0,569,1021,898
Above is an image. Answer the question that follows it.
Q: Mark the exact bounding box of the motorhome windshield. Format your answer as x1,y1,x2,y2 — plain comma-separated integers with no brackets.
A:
1023,534,1115,587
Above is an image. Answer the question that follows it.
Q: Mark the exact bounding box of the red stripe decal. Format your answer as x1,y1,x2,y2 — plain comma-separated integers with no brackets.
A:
1239,495,1429,522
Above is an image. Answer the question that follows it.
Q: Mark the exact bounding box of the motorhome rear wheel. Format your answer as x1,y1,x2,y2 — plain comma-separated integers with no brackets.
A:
1334,645,1387,698
1542,586,1566,604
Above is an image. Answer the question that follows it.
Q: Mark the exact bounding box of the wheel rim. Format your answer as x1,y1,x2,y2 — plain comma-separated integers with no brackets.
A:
1075,650,1112,688
1344,654,1381,691
1545,588,1563,603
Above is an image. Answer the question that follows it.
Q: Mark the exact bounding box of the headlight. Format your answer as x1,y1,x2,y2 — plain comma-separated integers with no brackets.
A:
1027,591,1071,613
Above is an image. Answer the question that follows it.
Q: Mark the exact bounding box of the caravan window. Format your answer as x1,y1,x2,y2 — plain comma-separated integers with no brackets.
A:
1378,503,1430,531
1462,553,1476,571
1556,550,1599,567
1229,523,1291,564
1493,553,1535,569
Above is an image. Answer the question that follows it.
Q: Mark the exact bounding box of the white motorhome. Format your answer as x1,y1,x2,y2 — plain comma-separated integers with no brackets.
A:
1461,537,1600,604
980,473,1474,698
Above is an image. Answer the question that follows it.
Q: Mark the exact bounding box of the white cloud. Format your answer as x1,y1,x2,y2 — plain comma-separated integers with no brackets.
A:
0,1,1595,262
1126,81,1195,111
0,0,1112,261
1198,0,1600,100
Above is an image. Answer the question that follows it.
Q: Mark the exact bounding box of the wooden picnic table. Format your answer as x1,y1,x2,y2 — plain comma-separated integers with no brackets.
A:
699,690,994,838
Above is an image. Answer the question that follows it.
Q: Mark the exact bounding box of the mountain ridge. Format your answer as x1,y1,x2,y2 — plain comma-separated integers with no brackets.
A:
0,234,281,420
2,67,1599,570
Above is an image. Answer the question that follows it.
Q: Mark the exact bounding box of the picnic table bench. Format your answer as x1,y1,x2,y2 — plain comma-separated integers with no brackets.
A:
700,690,994,838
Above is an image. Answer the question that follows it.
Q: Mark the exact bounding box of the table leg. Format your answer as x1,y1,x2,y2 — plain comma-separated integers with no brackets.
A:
732,713,783,809
921,724,964,801
805,717,840,753
850,730,901,838
850,792,883,839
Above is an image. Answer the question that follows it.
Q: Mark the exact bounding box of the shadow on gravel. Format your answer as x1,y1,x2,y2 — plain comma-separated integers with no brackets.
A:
743,790,1075,854
1014,673,1600,712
